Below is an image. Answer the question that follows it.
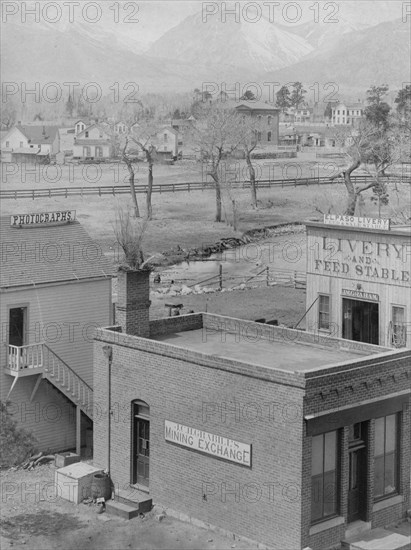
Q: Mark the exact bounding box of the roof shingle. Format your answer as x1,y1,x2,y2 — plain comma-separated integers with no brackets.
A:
0,216,114,289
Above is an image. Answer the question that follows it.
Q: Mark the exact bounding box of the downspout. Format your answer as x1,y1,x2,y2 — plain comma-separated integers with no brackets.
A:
103,345,113,473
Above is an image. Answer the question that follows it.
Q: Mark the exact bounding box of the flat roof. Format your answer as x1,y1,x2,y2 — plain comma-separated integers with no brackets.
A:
153,328,369,373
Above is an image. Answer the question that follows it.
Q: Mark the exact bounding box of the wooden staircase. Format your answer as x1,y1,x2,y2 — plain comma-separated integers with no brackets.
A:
42,345,94,419
5,343,93,420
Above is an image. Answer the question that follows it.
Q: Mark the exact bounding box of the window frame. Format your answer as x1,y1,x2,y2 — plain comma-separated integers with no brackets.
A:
374,413,400,501
318,294,331,331
390,305,407,347
311,430,339,524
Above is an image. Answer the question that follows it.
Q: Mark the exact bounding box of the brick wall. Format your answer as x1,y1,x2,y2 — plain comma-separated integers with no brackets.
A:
301,352,411,549
94,329,305,549
116,270,150,338
93,318,410,550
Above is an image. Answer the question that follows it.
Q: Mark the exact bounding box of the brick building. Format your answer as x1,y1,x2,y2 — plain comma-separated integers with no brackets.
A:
93,270,410,549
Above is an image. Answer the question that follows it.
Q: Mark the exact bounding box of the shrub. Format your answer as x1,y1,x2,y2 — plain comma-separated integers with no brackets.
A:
0,400,38,468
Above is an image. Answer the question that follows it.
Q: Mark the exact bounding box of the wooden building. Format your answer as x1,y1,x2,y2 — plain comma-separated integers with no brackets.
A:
1,212,113,453
305,219,411,349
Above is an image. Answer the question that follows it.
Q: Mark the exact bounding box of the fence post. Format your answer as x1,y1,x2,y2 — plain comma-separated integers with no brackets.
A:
219,265,223,290
266,266,269,286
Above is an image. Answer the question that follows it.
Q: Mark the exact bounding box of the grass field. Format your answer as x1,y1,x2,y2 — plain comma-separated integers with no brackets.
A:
1,162,409,261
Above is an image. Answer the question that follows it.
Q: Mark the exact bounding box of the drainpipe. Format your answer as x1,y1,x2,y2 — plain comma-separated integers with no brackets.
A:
102,345,113,473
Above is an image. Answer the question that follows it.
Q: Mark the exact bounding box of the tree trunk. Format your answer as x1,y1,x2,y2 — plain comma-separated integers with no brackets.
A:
343,159,361,216
215,180,222,222
210,170,222,222
146,158,153,220
245,149,257,208
124,158,140,218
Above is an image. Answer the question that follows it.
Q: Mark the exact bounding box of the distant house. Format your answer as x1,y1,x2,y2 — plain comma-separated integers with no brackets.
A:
155,127,181,160
58,126,76,155
74,119,91,136
332,102,364,126
73,124,112,160
279,125,298,146
234,101,280,146
0,124,60,163
114,121,127,135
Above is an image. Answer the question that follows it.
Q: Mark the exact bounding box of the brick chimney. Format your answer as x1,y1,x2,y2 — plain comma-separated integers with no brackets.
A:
116,269,151,338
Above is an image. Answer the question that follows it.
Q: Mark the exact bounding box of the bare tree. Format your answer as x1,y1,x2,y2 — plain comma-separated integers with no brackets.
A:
329,120,407,216
189,104,243,222
128,121,159,221
121,136,141,218
239,116,265,208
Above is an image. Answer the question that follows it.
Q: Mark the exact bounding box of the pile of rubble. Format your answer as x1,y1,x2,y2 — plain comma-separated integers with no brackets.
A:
151,282,249,298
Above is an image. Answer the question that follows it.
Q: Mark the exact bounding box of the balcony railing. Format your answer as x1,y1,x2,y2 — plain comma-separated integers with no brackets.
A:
7,344,44,371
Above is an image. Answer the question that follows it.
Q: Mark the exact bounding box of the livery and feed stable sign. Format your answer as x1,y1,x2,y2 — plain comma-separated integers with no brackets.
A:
323,214,390,231
165,420,251,467
11,211,76,227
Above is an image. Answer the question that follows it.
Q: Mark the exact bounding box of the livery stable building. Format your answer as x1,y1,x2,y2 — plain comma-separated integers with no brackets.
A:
93,267,410,550
305,217,411,349
1,211,112,453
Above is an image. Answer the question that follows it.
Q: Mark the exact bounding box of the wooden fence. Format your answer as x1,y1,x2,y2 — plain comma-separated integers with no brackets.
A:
1,175,409,200
158,265,307,293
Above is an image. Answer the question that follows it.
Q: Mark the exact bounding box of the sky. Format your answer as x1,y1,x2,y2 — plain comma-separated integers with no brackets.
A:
5,0,406,48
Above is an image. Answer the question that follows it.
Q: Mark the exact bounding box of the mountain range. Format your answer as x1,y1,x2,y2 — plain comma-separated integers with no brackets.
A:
2,3,410,95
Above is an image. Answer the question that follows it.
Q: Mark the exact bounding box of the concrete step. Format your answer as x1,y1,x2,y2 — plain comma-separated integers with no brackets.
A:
344,521,372,541
342,527,411,550
105,500,140,520
112,488,152,514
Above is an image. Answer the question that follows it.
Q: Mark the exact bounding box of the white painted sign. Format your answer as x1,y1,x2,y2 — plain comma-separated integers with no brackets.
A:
342,288,379,301
165,421,251,467
323,214,390,231
11,211,76,227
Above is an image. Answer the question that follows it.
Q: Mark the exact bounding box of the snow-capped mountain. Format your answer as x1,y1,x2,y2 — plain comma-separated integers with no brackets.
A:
147,12,314,75
1,2,409,93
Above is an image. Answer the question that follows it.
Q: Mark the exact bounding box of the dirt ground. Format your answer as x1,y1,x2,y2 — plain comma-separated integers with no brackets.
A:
0,464,252,550
150,286,306,328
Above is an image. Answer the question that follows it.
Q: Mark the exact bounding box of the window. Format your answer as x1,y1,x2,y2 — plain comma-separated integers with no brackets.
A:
6,141,10,147
268,116,272,125
85,131,89,138
337,110,340,115
267,131,272,142
311,431,338,522
374,415,398,499
391,306,406,347
164,133,168,142
257,131,262,141
318,295,330,330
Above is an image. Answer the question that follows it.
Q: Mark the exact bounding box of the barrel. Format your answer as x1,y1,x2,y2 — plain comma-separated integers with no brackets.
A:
90,473,112,500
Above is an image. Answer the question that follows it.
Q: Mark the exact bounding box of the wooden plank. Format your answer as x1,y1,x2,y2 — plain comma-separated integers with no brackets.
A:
76,405,81,455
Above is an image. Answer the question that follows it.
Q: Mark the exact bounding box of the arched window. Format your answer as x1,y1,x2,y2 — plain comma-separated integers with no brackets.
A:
267,131,272,142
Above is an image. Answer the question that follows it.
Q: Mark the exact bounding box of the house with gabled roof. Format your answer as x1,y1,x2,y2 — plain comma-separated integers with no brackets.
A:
73,123,113,160
0,211,113,453
1,124,60,162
